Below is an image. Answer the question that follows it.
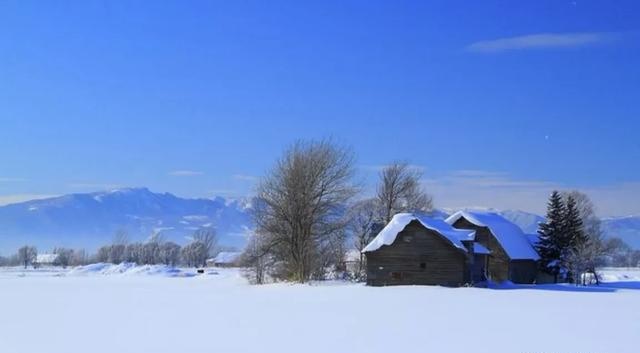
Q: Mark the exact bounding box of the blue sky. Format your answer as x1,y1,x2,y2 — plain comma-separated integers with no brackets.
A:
1,1,639,216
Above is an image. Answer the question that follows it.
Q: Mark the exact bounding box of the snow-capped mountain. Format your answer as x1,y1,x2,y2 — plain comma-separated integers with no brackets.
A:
497,210,545,234
0,188,252,253
0,190,638,254
500,211,640,250
601,216,640,250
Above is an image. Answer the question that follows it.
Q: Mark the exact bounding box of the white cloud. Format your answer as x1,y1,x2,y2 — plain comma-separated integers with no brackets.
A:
467,32,615,53
359,164,426,173
232,174,259,182
68,183,123,190
0,194,58,206
423,170,640,217
169,170,204,177
0,177,26,182
208,189,241,197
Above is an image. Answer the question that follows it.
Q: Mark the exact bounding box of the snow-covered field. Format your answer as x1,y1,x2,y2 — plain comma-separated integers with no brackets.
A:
1,266,639,353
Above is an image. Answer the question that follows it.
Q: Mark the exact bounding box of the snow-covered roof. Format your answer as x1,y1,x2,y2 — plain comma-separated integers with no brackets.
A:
526,234,539,247
474,243,491,255
36,253,58,264
445,211,540,260
362,213,475,253
210,252,242,264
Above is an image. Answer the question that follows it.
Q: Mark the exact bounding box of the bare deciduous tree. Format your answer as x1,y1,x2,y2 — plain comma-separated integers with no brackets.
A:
53,248,74,268
562,190,608,285
240,234,274,284
125,243,143,264
254,140,358,283
377,162,433,223
159,241,181,266
17,246,37,269
192,228,217,257
347,198,379,278
181,241,208,267
71,249,88,266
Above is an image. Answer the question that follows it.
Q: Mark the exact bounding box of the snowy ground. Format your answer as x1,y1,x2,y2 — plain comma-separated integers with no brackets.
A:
1,266,639,353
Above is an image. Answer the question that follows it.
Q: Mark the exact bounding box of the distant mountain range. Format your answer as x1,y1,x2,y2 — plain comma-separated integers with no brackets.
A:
0,188,638,253
499,210,640,250
0,188,252,253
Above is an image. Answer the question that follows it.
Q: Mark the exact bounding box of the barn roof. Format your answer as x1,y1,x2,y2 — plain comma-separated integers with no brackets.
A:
474,243,491,255
362,213,475,253
36,253,59,264
445,211,540,261
211,252,241,264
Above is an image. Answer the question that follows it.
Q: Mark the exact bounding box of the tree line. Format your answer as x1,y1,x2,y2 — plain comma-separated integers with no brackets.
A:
0,227,220,269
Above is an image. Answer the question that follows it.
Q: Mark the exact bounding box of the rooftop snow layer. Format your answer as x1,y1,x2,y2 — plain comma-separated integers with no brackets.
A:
36,253,59,263
474,243,491,255
211,252,242,264
446,211,540,260
362,213,475,253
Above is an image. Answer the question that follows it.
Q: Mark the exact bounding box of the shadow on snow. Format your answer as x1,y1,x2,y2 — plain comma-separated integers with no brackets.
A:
488,281,640,293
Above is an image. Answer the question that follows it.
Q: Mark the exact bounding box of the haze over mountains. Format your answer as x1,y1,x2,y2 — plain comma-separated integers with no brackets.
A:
0,188,252,253
0,188,638,253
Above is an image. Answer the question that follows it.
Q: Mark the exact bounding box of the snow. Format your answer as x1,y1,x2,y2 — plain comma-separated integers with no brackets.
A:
362,213,475,253
0,266,638,353
211,251,242,264
474,243,491,254
36,253,58,264
67,263,196,277
446,211,540,260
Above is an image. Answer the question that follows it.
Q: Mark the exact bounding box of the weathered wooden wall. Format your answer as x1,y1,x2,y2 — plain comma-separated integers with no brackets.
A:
509,260,537,284
365,221,467,286
452,217,537,284
452,217,510,282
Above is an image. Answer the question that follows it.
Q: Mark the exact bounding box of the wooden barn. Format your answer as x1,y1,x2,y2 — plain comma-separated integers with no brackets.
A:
363,213,487,287
446,211,539,284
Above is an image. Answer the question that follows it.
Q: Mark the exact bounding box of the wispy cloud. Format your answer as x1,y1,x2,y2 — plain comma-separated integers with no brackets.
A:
208,189,242,197
422,170,640,217
467,32,616,53
423,170,562,214
359,164,426,173
0,194,58,206
169,170,204,177
232,174,259,182
68,183,123,190
0,177,26,182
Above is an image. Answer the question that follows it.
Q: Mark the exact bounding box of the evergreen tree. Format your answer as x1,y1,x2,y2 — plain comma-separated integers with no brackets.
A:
537,191,565,282
564,195,586,250
563,195,587,282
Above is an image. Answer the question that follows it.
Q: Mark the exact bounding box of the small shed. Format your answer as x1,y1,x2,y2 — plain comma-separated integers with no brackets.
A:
446,211,540,284
35,253,59,267
207,252,242,268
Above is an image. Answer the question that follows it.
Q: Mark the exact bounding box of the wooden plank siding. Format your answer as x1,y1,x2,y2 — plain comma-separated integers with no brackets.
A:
452,217,511,282
451,217,537,284
365,221,468,286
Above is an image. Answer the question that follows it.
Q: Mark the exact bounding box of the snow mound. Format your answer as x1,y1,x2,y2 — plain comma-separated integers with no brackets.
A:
363,213,475,253
68,263,192,277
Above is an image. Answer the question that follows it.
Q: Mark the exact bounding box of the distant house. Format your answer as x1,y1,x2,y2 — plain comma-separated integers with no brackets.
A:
342,249,363,274
363,213,486,287
446,211,539,284
35,253,59,268
206,252,242,268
